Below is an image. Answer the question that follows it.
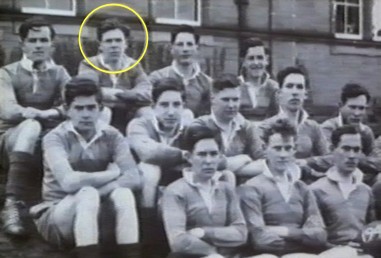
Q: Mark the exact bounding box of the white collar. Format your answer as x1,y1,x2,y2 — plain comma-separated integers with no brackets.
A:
326,166,363,185
245,159,301,186
183,167,222,189
171,61,201,80
63,120,108,150
210,111,245,132
278,107,309,126
151,115,184,137
98,54,133,71
337,113,365,131
238,72,270,88
20,54,55,72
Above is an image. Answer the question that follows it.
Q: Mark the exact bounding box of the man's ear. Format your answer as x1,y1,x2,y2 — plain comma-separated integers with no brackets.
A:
63,104,69,111
183,151,192,163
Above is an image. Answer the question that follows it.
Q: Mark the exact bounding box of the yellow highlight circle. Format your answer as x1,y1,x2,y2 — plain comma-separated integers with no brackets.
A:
78,3,149,75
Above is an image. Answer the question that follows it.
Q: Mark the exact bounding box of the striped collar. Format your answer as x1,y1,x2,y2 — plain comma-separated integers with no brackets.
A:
238,72,270,88
151,116,184,145
183,167,222,190
98,54,134,71
326,166,363,185
277,107,310,126
171,61,201,80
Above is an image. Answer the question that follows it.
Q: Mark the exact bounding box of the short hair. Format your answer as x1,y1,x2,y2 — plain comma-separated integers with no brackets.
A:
262,118,297,144
331,125,361,148
152,77,185,103
239,37,265,58
19,17,56,41
341,83,371,104
212,73,240,94
170,25,200,44
97,18,130,41
64,77,103,106
182,125,222,152
277,66,306,88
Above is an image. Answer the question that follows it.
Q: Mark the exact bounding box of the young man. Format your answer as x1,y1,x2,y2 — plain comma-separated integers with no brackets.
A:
78,18,151,133
191,74,264,182
310,125,376,257
238,37,279,121
259,67,328,159
149,25,212,118
30,77,141,258
306,84,381,185
0,17,70,236
162,125,247,258
127,77,192,257
238,118,327,257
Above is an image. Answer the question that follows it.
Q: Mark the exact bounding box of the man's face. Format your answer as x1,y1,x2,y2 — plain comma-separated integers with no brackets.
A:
278,73,307,112
99,29,127,63
333,133,362,175
340,95,368,126
242,46,268,78
212,87,241,121
171,32,198,66
189,138,221,181
67,95,101,133
265,133,297,172
154,90,184,129
22,26,53,62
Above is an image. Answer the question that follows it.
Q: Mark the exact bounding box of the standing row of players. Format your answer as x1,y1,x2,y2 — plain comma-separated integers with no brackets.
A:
0,16,380,258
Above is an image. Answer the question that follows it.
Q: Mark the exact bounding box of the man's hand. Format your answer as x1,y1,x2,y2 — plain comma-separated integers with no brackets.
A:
267,226,289,237
22,107,41,119
107,163,121,179
295,159,307,167
134,91,151,103
202,254,224,258
188,227,205,238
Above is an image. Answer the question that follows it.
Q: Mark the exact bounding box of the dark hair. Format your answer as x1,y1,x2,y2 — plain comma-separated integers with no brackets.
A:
262,118,297,144
152,77,185,103
239,37,265,59
170,25,200,44
331,125,361,148
97,18,130,41
212,73,240,94
183,125,222,152
277,66,306,88
64,77,103,106
341,83,371,105
19,16,56,41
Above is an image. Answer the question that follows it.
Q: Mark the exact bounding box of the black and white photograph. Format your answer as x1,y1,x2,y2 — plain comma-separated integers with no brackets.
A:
0,0,381,257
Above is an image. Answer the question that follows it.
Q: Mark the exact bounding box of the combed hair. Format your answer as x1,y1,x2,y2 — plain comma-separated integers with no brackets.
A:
152,77,185,103
262,118,297,144
19,16,55,41
170,24,200,44
277,66,306,88
239,37,265,58
331,125,361,148
97,18,130,41
212,73,240,94
182,125,222,152
341,83,371,104
64,77,103,106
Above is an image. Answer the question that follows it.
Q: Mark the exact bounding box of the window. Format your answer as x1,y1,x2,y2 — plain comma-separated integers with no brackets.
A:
372,0,381,41
333,0,363,39
21,0,76,16
154,0,201,26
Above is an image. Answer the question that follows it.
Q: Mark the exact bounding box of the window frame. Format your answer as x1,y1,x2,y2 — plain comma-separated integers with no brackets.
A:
155,0,202,26
21,0,77,17
333,0,363,40
372,0,381,41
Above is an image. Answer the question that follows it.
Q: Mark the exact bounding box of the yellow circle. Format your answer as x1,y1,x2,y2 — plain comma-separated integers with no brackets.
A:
78,3,149,75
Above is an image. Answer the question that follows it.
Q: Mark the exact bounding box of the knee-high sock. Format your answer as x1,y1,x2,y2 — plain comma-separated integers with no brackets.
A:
6,151,41,203
117,243,140,258
75,245,101,258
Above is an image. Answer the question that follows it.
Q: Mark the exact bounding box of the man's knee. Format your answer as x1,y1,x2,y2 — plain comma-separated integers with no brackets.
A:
110,187,136,210
75,186,100,211
139,163,161,186
18,119,42,139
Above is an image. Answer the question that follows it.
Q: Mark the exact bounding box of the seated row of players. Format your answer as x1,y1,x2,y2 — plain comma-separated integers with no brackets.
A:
0,16,380,258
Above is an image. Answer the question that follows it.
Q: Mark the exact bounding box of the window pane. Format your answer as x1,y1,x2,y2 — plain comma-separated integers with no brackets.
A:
49,0,72,10
347,6,360,34
335,5,345,33
155,0,175,19
177,0,196,21
346,0,360,5
22,0,46,8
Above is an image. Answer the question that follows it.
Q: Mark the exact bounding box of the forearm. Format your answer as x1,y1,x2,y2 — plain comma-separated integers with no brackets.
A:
171,234,217,255
63,169,118,193
202,225,247,247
